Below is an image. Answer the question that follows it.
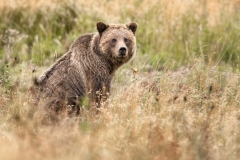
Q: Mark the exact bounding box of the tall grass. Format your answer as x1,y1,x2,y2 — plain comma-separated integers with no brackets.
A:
0,0,240,160
1,59,240,160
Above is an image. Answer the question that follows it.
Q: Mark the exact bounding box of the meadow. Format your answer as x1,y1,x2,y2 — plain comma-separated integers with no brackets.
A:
0,0,240,159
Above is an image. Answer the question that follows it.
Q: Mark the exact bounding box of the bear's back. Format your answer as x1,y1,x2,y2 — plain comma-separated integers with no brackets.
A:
37,33,95,98
70,33,94,52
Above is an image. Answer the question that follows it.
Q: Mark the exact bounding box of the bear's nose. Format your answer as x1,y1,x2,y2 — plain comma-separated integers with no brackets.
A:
119,47,127,56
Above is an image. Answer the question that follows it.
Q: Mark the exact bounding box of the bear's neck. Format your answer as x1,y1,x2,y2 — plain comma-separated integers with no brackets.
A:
91,34,121,75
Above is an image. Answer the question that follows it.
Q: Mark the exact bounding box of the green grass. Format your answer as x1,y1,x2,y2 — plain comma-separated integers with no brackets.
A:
1,1,240,68
0,3,100,66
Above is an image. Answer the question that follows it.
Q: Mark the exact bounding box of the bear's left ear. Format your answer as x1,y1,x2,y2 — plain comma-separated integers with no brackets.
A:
97,22,109,35
127,22,138,35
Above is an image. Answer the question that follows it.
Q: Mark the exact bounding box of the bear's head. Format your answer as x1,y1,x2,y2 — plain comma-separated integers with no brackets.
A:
93,22,138,67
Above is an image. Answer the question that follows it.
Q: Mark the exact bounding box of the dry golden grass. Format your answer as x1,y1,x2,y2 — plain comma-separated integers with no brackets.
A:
1,0,240,160
1,59,240,160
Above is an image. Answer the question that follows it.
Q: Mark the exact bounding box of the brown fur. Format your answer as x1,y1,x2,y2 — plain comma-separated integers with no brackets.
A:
35,22,137,117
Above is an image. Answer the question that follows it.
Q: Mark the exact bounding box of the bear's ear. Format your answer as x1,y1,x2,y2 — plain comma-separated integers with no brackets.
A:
127,22,138,35
97,22,109,35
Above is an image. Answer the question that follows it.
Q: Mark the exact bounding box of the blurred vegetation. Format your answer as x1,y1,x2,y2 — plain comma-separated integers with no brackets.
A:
0,0,240,71
0,3,99,66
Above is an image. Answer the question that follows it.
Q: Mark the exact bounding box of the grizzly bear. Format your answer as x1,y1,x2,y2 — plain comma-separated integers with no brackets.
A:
35,22,138,117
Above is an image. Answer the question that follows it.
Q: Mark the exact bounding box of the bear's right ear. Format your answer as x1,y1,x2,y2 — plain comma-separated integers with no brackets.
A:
97,22,109,35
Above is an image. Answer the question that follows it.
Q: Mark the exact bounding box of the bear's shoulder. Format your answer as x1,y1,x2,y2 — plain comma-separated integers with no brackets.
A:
70,33,95,50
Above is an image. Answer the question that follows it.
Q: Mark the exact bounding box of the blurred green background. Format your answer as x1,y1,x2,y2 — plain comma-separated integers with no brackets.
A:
0,0,240,70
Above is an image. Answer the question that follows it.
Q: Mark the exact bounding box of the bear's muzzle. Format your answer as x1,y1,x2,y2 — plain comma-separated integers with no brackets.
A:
118,47,127,57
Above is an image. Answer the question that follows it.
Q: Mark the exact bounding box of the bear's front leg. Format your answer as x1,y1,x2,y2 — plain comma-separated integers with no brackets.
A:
88,80,110,116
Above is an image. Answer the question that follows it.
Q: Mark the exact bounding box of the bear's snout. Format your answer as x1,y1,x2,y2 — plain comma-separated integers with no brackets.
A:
118,47,127,57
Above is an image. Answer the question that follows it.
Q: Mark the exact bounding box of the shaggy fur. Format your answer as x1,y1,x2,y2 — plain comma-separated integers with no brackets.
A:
35,22,137,116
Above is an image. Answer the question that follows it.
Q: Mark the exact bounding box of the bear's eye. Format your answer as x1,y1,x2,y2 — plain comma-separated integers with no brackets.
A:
112,38,117,43
124,38,129,43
